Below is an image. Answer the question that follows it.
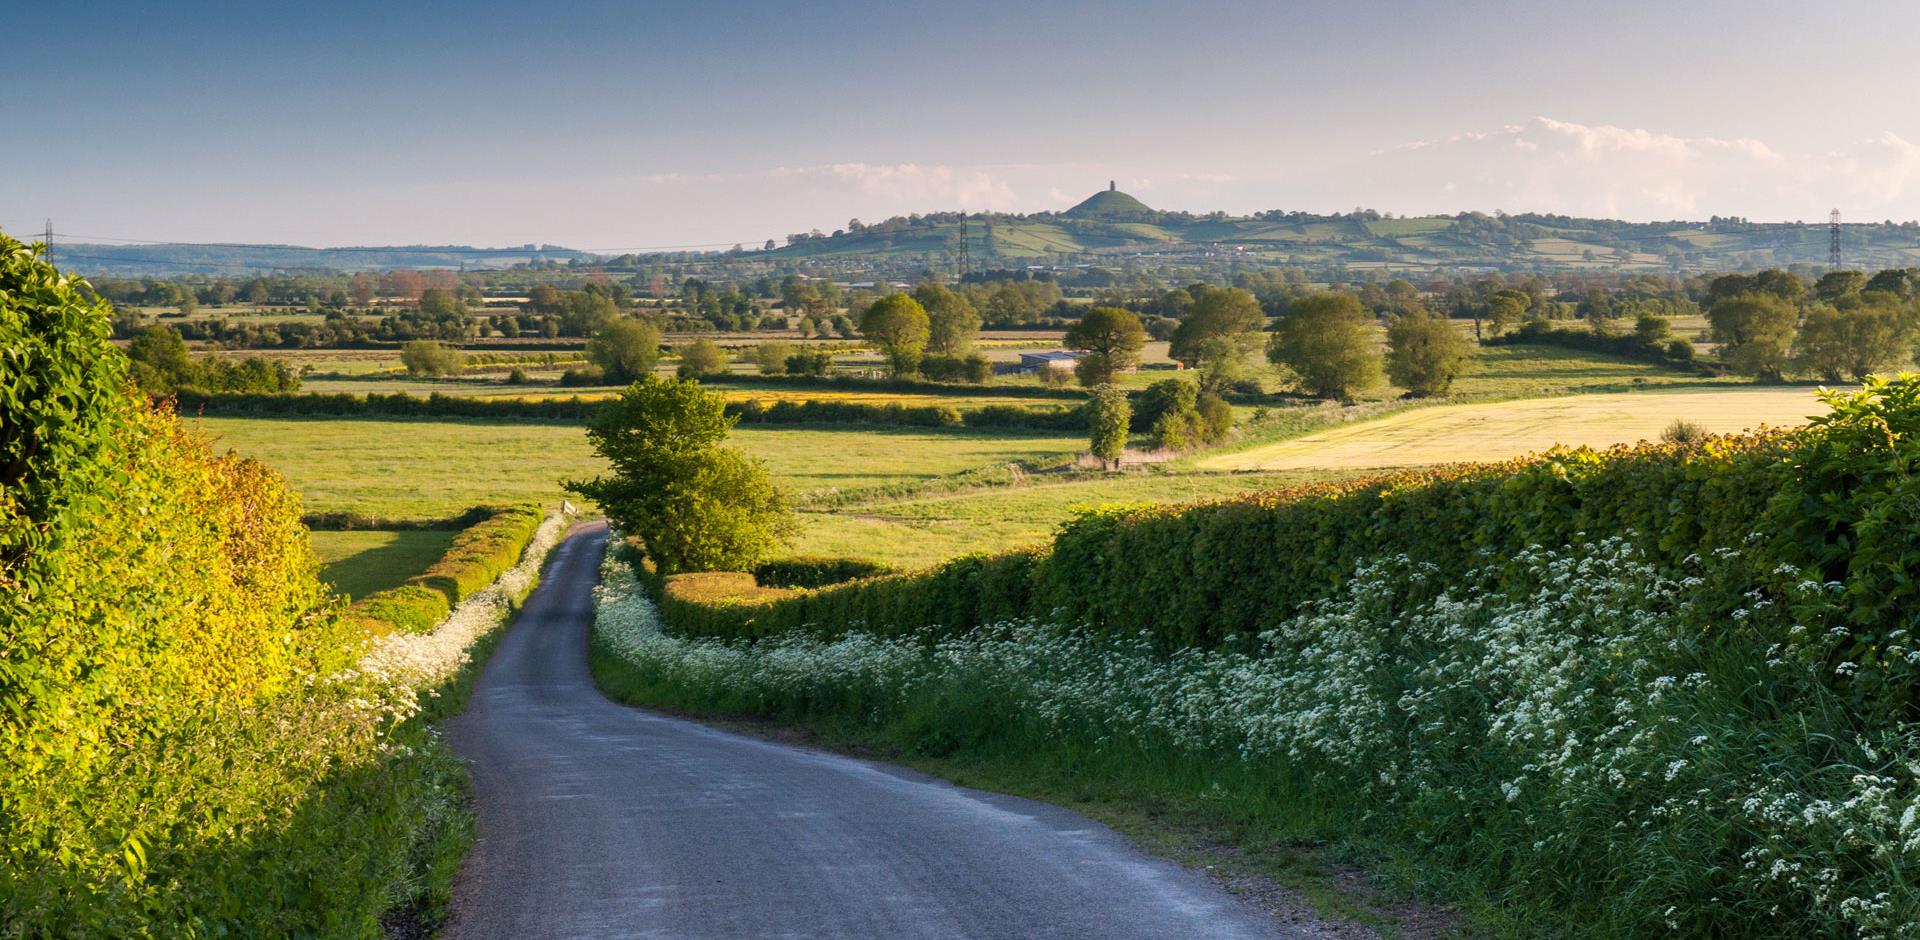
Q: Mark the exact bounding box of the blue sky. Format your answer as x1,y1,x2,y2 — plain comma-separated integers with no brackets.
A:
8,0,1920,248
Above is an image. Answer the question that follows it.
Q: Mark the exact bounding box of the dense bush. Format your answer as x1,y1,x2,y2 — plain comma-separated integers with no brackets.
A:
0,235,477,934
348,505,545,635
1491,319,1701,367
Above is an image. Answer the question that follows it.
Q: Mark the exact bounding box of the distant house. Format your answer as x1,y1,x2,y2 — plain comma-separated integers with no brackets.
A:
1018,350,1085,373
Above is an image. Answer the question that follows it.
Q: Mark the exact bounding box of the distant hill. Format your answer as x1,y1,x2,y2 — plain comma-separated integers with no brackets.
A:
44,242,595,276
770,189,1920,273
1062,185,1155,220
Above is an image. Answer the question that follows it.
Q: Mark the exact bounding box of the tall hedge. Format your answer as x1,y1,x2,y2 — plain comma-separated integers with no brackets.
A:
0,234,456,934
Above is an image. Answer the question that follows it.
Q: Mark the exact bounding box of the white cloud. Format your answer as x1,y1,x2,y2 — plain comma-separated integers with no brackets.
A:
1300,117,1920,222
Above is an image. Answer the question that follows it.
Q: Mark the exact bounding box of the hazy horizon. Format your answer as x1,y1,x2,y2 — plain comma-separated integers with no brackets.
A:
10,0,1920,250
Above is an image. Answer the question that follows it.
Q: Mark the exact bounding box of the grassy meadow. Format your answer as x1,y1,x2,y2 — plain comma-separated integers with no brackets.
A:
310,528,458,599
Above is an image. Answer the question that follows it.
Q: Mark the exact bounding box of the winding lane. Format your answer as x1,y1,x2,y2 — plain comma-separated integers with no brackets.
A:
447,522,1291,939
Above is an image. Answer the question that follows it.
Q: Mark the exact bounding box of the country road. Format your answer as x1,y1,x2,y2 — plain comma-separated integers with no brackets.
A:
445,523,1294,939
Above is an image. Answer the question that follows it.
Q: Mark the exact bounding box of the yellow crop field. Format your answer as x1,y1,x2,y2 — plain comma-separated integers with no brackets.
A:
1197,387,1834,471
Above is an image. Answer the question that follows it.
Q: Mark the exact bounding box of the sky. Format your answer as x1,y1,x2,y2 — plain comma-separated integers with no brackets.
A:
7,0,1920,249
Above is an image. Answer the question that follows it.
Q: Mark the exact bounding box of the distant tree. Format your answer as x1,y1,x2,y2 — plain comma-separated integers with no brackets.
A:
1635,313,1673,346
348,274,377,306
785,349,834,375
126,324,195,389
561,290,620,337
585,317,663,383
1708,293,1798,382
1169,287,1263,372
566,376,792,573
1793,299,1917,381
1485,289,1531,335
1087,383,1131,469
399,339,466,376
913,282,982,355
1267,292,1382,401
753,341,796,375
419,287,465,319
676,338,729,379
1064,306,1146,386
1815,270,1867,304
860,293,931,376
1864,267,1920,299
1385,309,1470,397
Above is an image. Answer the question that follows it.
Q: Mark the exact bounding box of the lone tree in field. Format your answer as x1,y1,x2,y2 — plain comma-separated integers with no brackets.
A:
568,376,792,573
1385,309,1471,397
913,282,982,356
1087,383,1131,470
860,292,931,376
1793,298,1917,382
1708,293,1798,382
1064,306,1146,387
400,339,466,376
676,338,729,378
1169,287,1264,387
1267,292,1382,401
585,317,663,383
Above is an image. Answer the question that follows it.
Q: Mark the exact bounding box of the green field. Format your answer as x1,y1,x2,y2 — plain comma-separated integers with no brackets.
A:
188,416,1085,518
788,469,1329,569
311,528,458,599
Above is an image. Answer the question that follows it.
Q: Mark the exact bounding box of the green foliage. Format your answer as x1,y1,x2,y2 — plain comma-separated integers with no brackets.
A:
1793,299,1918,381
400,339,466,376
1064,306,1146,386
569,377,792,573
584,317,663,383
860,293,931,376
1133,377,1231,451
1709,293,1799,381
1086,384,1130,468
917,353,992,384
785,348,834,376
913,282,981,356
675,337,729,379
125,324,301,394
1168,286,1262,370
753,340,796,375
1,234,475,933
1267,292,1382,401
1384,308,1469,396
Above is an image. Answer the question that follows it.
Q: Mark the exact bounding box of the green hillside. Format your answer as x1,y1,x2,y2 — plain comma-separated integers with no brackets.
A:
770,190,1920,273
1062,186,1155,220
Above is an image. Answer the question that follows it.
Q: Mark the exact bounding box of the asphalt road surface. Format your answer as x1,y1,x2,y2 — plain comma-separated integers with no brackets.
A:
447,522,1292,939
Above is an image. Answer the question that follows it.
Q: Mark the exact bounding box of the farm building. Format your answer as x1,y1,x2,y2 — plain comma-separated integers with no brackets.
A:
1017,350,1086,373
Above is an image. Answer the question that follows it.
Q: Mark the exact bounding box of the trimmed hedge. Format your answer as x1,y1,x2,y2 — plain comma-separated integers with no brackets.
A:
348,504,545,635
651,379,1920,716
751,555,893,588
176,389,1087,431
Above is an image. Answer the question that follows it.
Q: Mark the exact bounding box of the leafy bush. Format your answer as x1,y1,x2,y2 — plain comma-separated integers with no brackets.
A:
1661,419,1708,443
1488,320,1700,367
0,234,483,934
400,339,466,376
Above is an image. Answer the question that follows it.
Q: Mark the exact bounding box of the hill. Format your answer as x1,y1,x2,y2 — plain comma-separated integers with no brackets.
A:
47,241,595,276
1062,185,1155,220
768,190,1920,273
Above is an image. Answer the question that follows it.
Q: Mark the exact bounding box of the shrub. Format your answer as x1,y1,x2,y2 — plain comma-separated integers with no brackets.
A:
1385,308,1470,396
401,339,466,376
676,337,729,379
785,349,834,375
1660,419,1708,443
1087,384,1130,469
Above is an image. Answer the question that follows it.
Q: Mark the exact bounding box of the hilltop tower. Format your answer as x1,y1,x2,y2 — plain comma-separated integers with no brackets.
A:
1109,180,1116,192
